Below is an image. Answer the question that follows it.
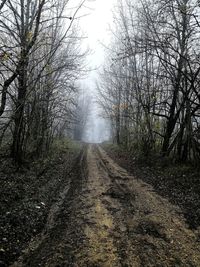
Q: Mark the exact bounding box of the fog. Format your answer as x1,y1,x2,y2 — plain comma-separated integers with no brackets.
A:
71,0,115,143
83,108,111,143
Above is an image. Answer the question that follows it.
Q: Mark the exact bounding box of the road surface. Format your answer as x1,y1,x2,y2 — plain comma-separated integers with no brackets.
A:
12,144,200,267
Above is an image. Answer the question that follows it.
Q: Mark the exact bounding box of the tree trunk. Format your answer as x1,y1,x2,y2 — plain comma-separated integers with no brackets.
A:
11,58,28,163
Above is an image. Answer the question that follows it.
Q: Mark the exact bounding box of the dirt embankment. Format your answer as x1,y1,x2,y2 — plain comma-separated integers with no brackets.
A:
2,144,200,267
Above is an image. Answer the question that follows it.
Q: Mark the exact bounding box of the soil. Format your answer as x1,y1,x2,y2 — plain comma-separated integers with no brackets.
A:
0,143,83,267
2,144,199,267
103,144,200,230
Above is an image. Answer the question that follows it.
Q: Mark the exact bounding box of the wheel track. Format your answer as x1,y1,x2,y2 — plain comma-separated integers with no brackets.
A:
95,145,200,267
10,144,200,267
11,146,87,267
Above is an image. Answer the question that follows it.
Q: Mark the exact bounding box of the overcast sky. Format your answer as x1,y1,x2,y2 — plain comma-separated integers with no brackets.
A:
81,0,116,142
80,0,115,67
68,0,116,142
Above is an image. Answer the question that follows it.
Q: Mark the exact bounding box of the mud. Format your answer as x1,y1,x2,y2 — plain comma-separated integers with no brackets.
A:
10,144,200,267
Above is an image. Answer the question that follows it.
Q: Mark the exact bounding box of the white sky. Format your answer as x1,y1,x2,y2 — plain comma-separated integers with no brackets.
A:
68,0,116,142
77,0,115,91
80,0,114,65
66,0,116,87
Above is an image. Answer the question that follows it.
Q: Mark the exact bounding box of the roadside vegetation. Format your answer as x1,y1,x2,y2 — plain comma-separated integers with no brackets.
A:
0,0,89,164
98,0,200,163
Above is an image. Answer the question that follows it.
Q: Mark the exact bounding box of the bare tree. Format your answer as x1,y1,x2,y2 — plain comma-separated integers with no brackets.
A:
0,0,88,163
98,0,200,161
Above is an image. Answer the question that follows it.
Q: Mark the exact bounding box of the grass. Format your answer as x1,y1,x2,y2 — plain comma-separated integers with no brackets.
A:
51,138,82,155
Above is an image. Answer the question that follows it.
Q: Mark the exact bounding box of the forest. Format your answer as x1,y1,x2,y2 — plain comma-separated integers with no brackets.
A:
98,0,200,163
1,0,200,267
0,0,88,164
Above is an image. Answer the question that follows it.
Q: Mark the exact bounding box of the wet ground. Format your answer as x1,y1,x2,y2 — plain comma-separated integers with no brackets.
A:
103,144,200,230
9,144,200,267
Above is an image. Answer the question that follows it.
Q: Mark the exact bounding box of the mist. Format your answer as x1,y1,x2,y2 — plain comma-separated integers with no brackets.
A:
83,101,111,143
74,0,115,143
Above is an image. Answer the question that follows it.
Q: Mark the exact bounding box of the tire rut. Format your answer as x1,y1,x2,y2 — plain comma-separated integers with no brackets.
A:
96,145,200,267
10,144,200,267
11,147,87,267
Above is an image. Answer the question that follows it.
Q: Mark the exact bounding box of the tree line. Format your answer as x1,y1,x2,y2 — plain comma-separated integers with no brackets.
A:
98,0,200,162
0,0,88,164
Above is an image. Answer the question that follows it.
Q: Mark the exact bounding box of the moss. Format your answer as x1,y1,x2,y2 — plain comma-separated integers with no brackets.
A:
51,138,81,156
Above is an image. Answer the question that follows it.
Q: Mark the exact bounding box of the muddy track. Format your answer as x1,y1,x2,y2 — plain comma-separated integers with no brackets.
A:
95,146,200,266
11,146,88,267
11,144,200,267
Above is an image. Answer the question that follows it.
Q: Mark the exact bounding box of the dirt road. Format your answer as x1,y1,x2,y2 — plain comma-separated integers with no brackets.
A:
12,144,200,267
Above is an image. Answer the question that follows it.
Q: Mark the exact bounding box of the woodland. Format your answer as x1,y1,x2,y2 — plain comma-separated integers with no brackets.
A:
98,0,200,163
0,0,88,164
1,1,200,266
